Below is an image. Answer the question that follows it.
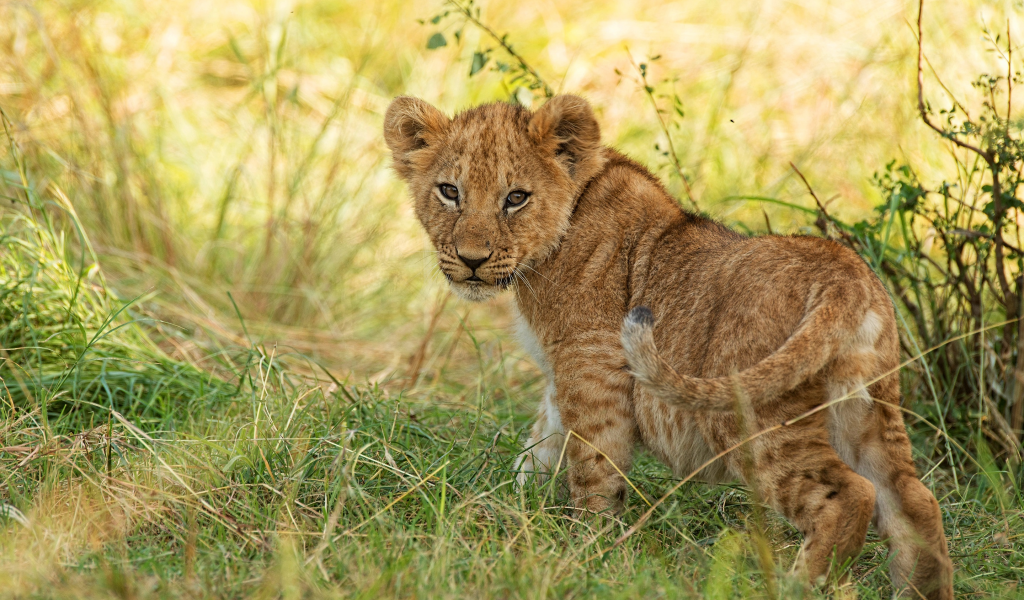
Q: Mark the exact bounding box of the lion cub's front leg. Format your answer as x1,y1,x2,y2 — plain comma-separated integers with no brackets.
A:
552,343,637,515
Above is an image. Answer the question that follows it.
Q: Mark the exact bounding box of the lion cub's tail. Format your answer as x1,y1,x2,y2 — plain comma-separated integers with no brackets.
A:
620,284,873,411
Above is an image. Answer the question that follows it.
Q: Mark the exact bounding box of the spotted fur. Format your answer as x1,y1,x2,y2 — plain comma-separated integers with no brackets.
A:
384,95,953,598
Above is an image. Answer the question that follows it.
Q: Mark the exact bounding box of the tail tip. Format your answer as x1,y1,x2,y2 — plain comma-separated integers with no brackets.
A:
626,306,654,327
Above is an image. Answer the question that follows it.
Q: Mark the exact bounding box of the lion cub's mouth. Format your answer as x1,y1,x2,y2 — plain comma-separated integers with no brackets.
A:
494,273,515,288
459,273,514,288
443,270,516,291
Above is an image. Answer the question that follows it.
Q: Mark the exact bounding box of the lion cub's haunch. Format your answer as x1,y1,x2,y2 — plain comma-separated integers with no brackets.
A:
384,94,953,598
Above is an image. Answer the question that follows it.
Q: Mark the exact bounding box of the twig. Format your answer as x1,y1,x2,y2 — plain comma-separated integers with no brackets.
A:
789,162,856,248
949,229,1024,255
1007,20,1013,125
447,1,553,98
916,0,1016,315
1013,279,1024,441
629,54,700,212
915,2,987,159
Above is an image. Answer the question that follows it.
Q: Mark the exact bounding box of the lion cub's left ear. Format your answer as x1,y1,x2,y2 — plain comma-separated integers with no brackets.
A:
383,96,451,181
528,95,604,184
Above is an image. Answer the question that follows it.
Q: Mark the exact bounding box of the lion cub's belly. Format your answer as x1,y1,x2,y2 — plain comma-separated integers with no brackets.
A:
515,313,731,484
633,397,732,483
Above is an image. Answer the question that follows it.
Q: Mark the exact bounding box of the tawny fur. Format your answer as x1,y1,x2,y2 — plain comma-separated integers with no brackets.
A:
383,94,954,599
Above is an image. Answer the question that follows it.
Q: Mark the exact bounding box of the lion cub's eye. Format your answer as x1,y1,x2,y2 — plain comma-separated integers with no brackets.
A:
438,184,459,202
505,190,530,210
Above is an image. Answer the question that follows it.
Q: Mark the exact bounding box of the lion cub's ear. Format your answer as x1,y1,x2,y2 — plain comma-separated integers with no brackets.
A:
528,95,603,183
383,96,451,181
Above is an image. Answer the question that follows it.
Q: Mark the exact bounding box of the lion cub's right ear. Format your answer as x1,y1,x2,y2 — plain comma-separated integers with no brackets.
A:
383,96,451,181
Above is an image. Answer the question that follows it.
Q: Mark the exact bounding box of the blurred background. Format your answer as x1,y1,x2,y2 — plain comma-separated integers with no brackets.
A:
2,0,1018,377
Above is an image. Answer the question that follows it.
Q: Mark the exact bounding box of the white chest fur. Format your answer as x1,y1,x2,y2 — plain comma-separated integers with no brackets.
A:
513,312,564,484
514,312,554,380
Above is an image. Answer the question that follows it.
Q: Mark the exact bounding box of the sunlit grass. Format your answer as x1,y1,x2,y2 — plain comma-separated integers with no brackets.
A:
1,0,1023,597
2,0,1019,335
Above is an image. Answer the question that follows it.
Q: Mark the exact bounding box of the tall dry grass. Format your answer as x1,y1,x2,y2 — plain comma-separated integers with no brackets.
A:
2,0,1019,351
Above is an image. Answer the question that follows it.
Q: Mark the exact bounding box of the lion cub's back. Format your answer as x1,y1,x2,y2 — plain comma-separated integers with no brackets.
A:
641,232,892,380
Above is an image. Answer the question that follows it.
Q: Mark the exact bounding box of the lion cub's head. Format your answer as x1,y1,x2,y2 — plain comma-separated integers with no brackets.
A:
384,95,605,301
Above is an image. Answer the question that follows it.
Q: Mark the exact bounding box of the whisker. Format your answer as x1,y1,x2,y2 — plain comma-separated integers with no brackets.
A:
518,262,553,285
514,268,538,302
515,267,538,298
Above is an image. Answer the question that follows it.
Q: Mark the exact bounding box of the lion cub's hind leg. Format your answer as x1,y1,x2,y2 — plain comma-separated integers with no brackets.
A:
852,377,953,600
755,419,877,588
515,384,566,487
825,308,952,598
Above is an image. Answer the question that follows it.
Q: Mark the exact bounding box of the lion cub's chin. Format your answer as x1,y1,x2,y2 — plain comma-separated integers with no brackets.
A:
449,281,503,302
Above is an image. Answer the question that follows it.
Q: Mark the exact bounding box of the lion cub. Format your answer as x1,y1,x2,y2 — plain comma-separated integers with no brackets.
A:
384,94,952,598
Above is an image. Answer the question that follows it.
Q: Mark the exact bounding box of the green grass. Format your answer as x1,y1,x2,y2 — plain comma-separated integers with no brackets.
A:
1,0,1024,597
2,133,1023,600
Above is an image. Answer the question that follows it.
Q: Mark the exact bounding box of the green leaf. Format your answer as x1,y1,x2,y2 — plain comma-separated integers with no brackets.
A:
426,33,447,50
470,51,488,76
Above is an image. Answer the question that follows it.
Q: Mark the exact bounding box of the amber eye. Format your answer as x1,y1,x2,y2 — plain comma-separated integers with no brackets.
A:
505,190,530,209
439,184,459,202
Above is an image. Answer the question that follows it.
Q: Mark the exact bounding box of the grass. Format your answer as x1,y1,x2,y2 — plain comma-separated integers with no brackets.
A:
1,0,1023,597
0,219,1021,597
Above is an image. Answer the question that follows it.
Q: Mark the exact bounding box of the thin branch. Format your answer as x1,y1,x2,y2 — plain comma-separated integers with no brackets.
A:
903,18,975,121
949,228,1024,255
789,162,856,248
917,0,1017,317
447,1,554,98
915,0,987,158
1008,20,1013,127
628,53,699,212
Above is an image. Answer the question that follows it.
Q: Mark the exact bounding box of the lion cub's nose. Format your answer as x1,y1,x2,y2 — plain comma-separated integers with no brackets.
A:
458,252,491,271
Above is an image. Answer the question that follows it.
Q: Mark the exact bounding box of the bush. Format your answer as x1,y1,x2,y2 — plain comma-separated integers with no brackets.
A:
817,14,1024,469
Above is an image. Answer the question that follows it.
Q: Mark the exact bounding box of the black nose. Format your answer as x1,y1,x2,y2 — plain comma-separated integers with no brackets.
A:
458,253,490,271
